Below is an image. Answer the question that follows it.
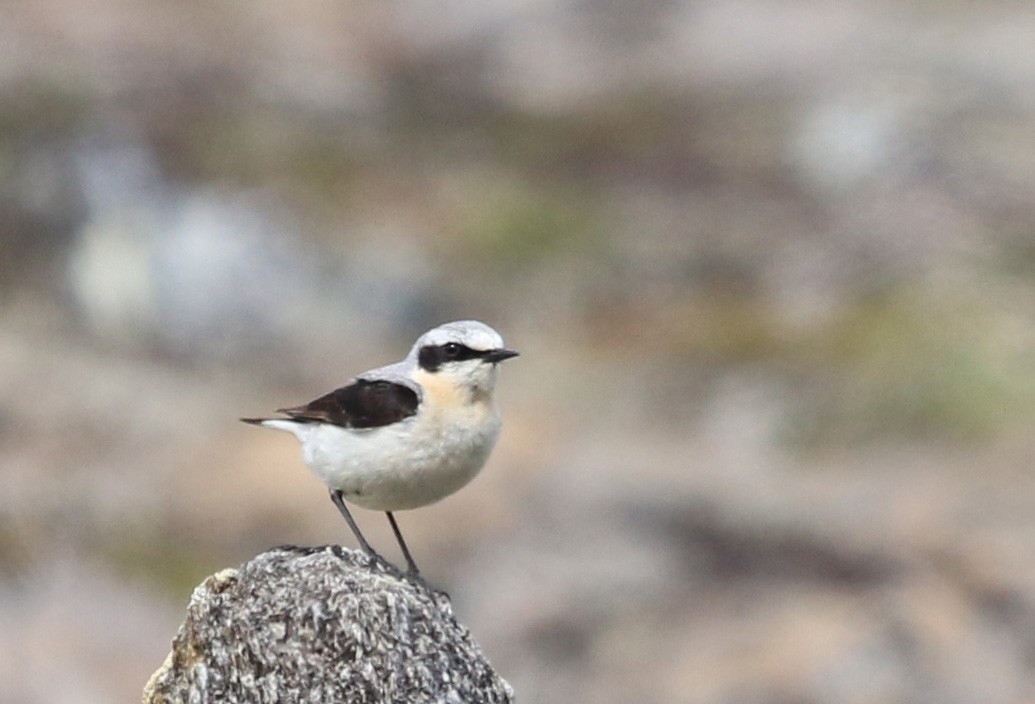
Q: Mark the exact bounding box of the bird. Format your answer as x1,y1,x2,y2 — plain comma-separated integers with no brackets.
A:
241,320,518,575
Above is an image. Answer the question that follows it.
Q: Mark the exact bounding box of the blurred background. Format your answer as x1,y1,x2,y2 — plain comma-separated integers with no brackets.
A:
3,1,1035,702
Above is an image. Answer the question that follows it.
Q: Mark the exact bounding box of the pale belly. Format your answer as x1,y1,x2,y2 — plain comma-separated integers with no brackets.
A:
286,409,501,511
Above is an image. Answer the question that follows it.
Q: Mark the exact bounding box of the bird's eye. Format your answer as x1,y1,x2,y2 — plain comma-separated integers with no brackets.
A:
443,342,461,357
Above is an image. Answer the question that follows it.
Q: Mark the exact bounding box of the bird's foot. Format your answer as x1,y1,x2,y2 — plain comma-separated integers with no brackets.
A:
359,549,402,575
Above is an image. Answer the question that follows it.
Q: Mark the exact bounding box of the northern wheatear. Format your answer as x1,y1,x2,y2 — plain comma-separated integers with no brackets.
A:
242,320,517,574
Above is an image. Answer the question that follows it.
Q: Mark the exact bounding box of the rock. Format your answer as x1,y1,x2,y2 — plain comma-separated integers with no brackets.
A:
142,545,514,703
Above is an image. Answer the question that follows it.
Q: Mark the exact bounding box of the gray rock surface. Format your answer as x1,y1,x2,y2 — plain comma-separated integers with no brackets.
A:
142,546,514,704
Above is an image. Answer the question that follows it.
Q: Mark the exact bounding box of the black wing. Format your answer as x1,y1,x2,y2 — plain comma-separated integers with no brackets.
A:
276,379,419,429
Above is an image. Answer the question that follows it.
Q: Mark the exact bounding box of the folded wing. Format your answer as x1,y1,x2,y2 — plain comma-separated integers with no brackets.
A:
276,379,419,429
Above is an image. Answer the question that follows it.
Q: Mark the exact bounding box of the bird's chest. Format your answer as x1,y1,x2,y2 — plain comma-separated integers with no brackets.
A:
411,390,499,458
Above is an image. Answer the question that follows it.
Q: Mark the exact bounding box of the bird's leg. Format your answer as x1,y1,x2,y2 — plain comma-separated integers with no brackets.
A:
385,511,420,575
329,489,380,559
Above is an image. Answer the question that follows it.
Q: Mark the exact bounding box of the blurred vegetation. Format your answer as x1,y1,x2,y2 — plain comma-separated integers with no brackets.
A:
787,286,1033,444
102,535,217,599
3,66,1033,449
457,183,599,266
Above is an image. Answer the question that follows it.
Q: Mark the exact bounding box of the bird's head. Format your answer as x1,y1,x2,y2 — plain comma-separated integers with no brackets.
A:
411,320,518,397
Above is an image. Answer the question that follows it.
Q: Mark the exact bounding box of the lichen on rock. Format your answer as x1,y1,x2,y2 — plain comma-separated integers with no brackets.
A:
143,545,513,704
